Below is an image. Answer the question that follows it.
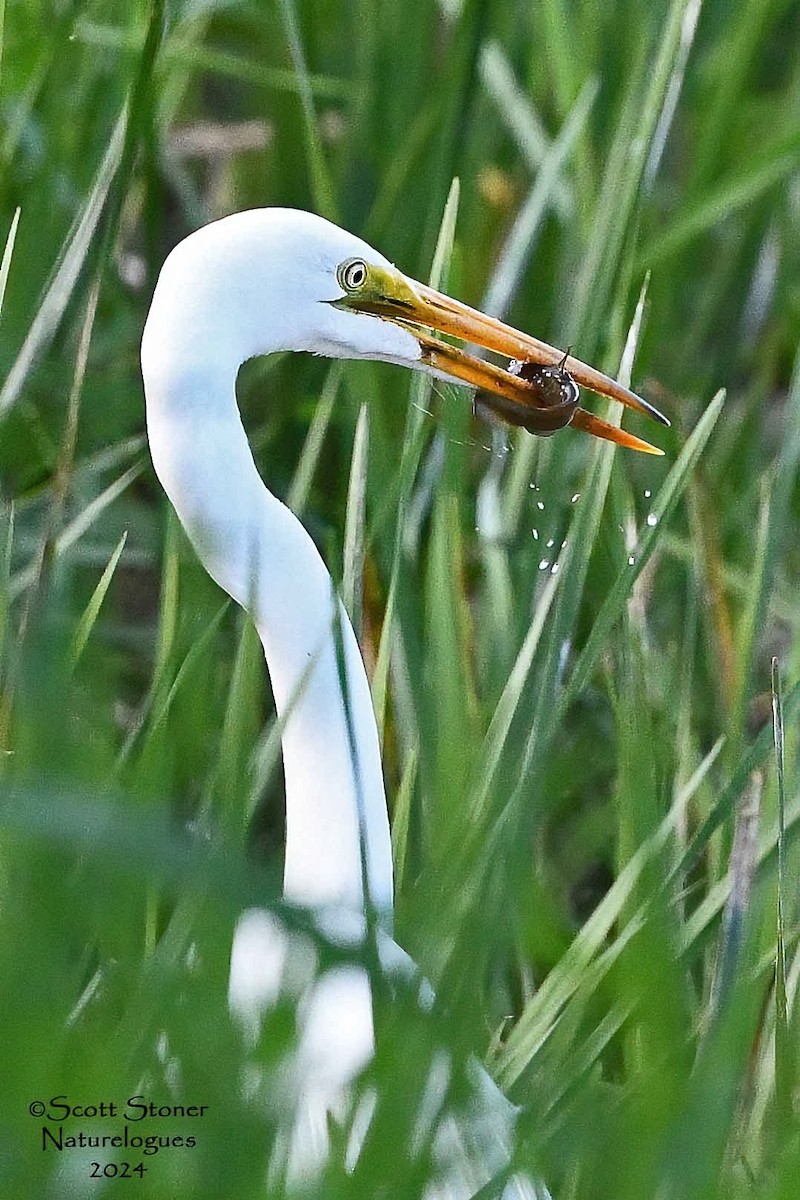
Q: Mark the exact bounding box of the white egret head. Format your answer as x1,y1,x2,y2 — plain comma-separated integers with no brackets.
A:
143,208,667,451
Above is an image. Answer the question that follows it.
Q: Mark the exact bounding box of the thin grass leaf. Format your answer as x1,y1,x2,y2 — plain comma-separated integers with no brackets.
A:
570,0,700,344
148,602,229,736
113,510,184,773
425,489,477,818
561,389,725,713
74,18,355,100
637,149,799,272
478,40,570,218
673,560,699,807
0,504,13,684
728,480,771,755
493,274,653,840
390,745,418,895
9,460,145,601
152,509,181,687
497,735,723,1086
681,676,800,880
467,566,560,822
644,0,704,187
275,0,338,222
0,114,125,418
286,361,341,517
679,788,800,971
772,656,791,1132
243,713,285,832
0,207,20,319
342,402,369,632
708,770,762,1019
69,530,128,668
205,615,264,839
481,76,596,321
536,0,580,123
371,178,460,737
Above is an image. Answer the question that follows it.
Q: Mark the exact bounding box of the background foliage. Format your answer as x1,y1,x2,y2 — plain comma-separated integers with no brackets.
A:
1,0,800,1196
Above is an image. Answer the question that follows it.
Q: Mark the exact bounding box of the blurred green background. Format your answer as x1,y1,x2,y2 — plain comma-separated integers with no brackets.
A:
1,0,800,1196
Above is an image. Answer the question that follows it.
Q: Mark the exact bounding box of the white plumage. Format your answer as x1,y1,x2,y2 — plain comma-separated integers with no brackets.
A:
142,207,662,1197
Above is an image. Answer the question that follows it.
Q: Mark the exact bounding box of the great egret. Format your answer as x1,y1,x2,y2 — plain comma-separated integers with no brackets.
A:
141,208,666,1195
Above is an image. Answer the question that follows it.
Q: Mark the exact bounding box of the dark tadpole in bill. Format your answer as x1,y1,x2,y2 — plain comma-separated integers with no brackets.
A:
471,344,666,454
506,351,580,436
477,350,580,436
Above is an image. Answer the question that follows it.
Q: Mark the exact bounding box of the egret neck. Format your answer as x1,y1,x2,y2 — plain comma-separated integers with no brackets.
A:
143,357,392,926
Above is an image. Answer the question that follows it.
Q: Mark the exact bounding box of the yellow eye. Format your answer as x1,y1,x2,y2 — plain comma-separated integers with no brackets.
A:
337,258,368,291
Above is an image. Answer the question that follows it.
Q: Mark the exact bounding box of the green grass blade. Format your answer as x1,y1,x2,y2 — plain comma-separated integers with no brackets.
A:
727,480,771,755
467,567,560,822
562,389,725,712
569,0,701,344
206,614,264,840
390,744,418,895
637,148,800,272
74,18,355,100
2,0,163,419
371,177,460,737
681,676,800,880
708,769,761,1019
772,656,790,1132
147,602,229,738
681,786,800,959
481,76,596,320
9,460,145,601
497,735,724,1087
275,0,339,222
0,114,125,418
286,361,341,517
478,40,571,218
0,207,20,319
0,503,14,687
342,402,370,633
69,530,128,668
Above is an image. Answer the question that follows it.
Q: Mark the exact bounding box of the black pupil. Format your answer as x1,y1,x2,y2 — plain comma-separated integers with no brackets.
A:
349,263,364,286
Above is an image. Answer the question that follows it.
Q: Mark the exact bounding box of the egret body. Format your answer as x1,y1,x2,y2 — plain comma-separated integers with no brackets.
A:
141,207,666,1192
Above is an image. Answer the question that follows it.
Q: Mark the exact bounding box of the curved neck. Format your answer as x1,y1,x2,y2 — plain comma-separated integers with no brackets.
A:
144,365,393,921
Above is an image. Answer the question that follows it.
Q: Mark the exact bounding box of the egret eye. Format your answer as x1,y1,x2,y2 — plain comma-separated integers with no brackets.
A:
338,258,368,292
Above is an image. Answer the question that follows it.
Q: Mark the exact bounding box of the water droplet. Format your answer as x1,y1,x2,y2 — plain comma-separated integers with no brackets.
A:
539,559,550,571
546,538,554,548
536,501,545,511
644,489,651,498
531,529,539,540
571,493,580,503
628,555,635,566
550,562,560,575
646,513,657,527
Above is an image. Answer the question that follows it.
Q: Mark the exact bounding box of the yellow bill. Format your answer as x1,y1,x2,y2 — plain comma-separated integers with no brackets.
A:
338,261,668,455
